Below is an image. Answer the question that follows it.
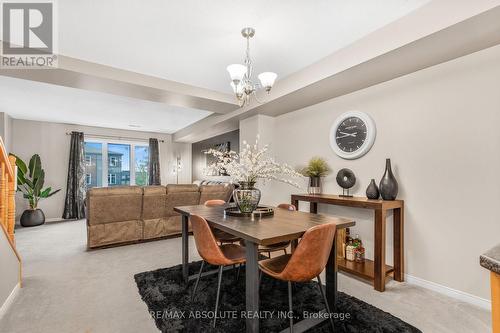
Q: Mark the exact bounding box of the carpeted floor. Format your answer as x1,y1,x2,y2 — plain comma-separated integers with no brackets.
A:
134,261,422,333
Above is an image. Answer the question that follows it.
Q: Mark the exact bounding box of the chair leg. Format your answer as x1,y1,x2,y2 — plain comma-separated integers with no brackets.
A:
191,260,205,301
213,265,224,327
268,251,271,258
317,275,334,332
284,248,287,255
236,263,241,281
288,281,294,333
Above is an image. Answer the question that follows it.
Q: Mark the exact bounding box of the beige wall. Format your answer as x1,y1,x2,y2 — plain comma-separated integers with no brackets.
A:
10,119,191,221
242,44,500,300
0,112,13,153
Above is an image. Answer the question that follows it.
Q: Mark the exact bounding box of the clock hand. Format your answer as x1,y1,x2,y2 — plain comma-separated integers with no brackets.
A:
339,132,358,137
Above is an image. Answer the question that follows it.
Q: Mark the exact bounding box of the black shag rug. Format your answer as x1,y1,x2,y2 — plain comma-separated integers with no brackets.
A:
134,261,421,333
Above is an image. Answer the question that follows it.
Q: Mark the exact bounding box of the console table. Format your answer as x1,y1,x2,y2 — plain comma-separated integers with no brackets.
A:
291,194,404,292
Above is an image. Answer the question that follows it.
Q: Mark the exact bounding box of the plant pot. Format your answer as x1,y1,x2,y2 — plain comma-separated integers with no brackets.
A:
20,208,45,227
308,176,322,194
233,181,261,213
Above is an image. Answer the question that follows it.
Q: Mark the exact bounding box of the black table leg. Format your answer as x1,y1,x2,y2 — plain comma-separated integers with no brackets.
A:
326,232,338,312
245,241,259,333
182,214,189,284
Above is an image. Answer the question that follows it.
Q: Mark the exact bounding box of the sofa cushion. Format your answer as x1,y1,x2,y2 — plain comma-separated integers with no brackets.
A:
87,186,143,225
143,216,188,239
142,186,167,220
199,184,234,204
166,185,201,214
87,219,142,248
166,184,199,193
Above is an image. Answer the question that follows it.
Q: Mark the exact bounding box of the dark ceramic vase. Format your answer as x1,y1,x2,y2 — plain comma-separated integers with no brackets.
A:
366,179,380,199
20,208,45,227
379,159,398,200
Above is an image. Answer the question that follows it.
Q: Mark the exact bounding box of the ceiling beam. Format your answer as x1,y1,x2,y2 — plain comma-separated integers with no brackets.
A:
0,50,239,114
173,1,500,142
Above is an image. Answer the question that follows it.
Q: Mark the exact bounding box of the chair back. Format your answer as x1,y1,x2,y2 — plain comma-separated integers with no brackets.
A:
280,223,336,282
277,203,296,211
204,199,226,207
190,214,231,266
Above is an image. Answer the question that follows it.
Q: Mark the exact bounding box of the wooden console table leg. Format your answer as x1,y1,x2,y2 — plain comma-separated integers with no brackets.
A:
374,209,387,292
393,207,404,282
492,272,500,333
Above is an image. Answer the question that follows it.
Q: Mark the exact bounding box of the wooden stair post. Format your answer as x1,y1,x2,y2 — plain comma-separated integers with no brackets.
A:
8,155,16,244
0,137,22,286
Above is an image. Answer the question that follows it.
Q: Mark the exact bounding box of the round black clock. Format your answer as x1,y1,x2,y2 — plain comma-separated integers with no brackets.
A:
329,111,376,159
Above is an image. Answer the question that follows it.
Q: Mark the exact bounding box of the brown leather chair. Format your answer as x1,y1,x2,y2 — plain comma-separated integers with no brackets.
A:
204,199,226,206
241,203,296,258
204,200,242,244
259,223,336,332
190,214,246,327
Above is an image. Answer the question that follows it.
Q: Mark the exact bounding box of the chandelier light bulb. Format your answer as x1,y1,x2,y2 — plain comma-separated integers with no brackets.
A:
227,64,247,84
258,72,277,92
230,81,244,98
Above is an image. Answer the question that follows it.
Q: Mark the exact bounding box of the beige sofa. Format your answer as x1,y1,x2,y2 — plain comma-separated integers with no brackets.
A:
86,184,233,249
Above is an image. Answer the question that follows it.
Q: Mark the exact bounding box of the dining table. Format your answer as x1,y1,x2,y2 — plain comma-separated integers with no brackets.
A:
174,204,355,333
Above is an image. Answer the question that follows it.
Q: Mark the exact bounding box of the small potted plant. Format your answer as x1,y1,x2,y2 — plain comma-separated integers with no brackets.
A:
301,157,331,194
11,154,60,227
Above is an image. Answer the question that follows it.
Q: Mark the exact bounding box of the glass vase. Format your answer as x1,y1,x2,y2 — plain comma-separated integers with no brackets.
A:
308,176,321,194
233,181,261,213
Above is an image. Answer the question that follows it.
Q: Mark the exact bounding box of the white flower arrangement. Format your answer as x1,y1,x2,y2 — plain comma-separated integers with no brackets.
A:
204,135,302,188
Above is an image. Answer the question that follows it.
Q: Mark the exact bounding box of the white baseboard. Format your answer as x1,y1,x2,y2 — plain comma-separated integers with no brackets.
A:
405,273,491,310
0,283,20,321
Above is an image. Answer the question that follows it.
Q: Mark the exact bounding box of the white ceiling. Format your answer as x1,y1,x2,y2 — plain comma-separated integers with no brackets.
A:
1,1,430,134
0,76,212,134
59,0,429,93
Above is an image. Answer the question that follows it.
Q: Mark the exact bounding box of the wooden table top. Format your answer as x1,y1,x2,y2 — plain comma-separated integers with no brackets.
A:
292,193,404,210
174,204,355,246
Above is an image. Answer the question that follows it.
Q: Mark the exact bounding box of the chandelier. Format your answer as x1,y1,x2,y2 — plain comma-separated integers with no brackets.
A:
226,27,277,107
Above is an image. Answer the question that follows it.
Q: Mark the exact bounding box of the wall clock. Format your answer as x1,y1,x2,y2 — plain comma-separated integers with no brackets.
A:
329,111,376,159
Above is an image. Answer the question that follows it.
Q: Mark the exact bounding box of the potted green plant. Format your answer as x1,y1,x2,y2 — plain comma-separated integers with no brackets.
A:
10,154,60,227
300,157,331,194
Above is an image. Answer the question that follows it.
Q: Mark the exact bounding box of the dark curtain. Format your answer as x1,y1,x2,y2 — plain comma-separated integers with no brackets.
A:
148,138,161,185
62,131,86,219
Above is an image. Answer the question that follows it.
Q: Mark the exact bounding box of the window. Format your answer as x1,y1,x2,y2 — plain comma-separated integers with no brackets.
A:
109,156,118,167
85,173,92,185
107,144,130,186
83,142,102,188
108,174,117,185
135,145,149,186
84,140,149,187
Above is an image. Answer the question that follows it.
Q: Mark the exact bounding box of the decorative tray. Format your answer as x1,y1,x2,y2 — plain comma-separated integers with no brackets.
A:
224,206,274,218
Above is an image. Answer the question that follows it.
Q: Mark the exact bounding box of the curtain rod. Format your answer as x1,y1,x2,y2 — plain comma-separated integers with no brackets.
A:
65,132,165,143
